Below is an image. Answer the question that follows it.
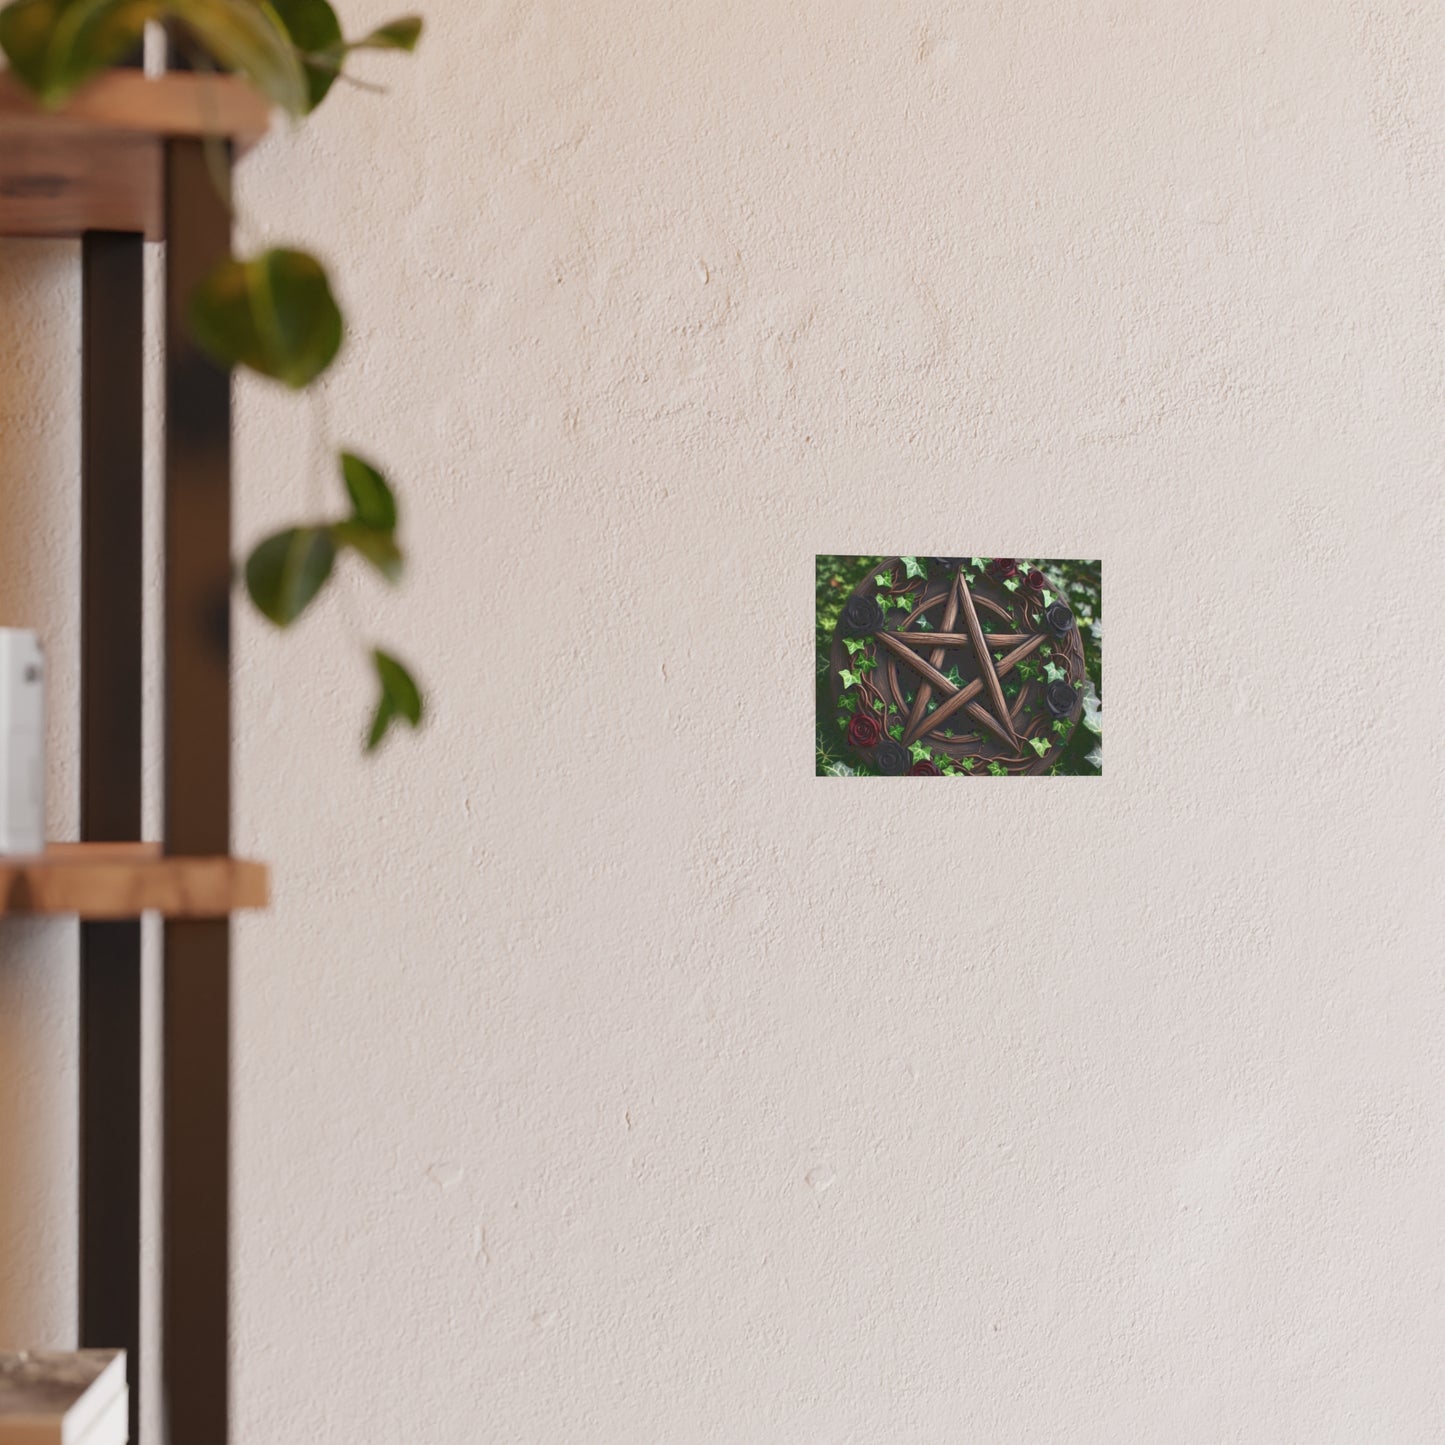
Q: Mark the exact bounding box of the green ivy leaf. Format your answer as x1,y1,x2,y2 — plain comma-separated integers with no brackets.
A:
970,557,985,570
167,0,309,116
959,757,976,771
839,668,859,690
901,556,927,580
1052,720,1068,735
842,637,867,656
1044,662,1066,683
874,572,892,589
915,615,931,631
987,761,1006,776
0,0,158,107
340,451,398,531
269,0,342,109
888,723,903,740
838,694,857,713
189,248,343,389
1003,576,1020,592
1041,589,1054,607
872,698,884,712
245,526,336,626
1028,736,1050,757
908,741,931,762
366,647,423,751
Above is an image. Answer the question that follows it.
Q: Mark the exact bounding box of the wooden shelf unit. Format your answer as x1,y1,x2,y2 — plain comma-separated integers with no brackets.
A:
0,843,267,918
0,55,270,1445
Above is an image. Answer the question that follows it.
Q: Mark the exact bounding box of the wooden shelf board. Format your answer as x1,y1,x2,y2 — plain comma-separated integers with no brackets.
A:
0,843,268,919
0,72,271,239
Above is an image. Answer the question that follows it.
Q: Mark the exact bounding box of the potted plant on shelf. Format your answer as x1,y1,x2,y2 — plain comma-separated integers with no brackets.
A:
0,0,427,751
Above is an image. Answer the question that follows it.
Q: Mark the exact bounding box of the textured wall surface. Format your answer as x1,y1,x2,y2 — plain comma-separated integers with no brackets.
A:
5,0,1445,1440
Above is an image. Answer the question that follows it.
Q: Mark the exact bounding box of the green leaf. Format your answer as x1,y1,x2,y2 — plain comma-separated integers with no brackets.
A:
269,0,342,109
332,521,402,582
887,723,903,740
908,741,930,763
366,648,423,751
959,757,976,771
970,557,985,570
1041,589,1054,607
167,0,309,116
350,13,421,50
842,636,867,656
838,694,857,714
1044,662,1065,683
987,761,1006,776
1028,736,1050,757
901,556,927,580
839,668,859,691
339,451,397,530
245,526,336,626
1003,576,1020,592
872,698,884,711
1053,720,1068,735
189,248,343,388
874,572,892,589
915,615,931,631
0,0,158,106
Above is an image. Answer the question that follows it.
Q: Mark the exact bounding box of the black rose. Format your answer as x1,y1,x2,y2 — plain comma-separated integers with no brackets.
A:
1045,680,1075,717
875,740,909,775
842,595,884,635
1044,601,1073,637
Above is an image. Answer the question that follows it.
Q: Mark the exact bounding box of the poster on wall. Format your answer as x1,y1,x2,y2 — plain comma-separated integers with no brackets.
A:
816,556,1102,777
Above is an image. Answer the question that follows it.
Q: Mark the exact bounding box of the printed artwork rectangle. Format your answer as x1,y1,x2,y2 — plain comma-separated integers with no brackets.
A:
816,556,1101,776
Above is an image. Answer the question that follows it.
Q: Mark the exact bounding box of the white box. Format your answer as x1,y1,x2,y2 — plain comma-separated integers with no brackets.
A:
0,1351,126,1444
0,629,44,856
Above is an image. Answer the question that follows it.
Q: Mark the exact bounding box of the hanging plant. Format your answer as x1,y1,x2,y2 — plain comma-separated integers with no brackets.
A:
0,0,427,751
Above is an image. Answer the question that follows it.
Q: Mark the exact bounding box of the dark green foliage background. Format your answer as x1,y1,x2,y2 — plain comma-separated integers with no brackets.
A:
815,555,1102,776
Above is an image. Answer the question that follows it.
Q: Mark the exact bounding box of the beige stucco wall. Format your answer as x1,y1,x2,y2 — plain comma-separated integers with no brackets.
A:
5,1,1445,1439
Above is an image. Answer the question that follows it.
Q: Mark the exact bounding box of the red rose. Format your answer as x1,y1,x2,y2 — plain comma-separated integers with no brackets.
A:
908,760,941,775
846,712,883,748
1025,568,1045,590
989,558,1018,579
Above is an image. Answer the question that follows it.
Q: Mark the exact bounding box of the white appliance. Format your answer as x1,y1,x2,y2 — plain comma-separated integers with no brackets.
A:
0,629,44,856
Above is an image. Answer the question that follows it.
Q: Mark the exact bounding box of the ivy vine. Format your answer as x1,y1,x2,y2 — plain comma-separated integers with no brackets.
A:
0,0,427,750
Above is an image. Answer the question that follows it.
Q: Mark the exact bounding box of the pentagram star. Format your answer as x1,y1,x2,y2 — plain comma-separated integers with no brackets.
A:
873,571,1047,748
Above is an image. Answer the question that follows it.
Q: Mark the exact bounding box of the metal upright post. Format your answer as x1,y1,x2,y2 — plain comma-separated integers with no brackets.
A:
161,135,233,1445
78,226,144,1445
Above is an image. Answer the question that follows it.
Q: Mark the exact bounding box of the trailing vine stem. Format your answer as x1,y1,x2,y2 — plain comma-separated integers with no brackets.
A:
0,0,428,751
